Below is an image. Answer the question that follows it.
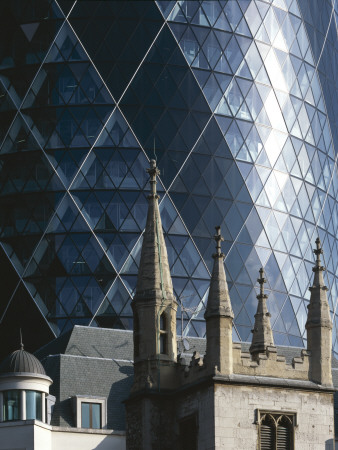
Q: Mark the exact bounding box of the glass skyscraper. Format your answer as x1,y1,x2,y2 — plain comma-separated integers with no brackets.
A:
0,1,337,355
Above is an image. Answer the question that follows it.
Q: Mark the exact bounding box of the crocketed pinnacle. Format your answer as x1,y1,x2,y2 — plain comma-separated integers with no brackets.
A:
312,237,327,289
250,268,275,356
306,238,332,330
205,226,233,320
134,160,174,301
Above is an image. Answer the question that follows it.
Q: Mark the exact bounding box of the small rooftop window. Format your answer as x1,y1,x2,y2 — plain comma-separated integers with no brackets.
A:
81,402,101,429
73,395,107,430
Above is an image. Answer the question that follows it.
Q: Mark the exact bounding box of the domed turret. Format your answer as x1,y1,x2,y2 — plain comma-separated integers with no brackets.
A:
0,342,52,423
0,347,46,376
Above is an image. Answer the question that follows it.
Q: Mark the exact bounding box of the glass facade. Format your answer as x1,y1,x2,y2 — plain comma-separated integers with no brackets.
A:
3,390,20,421
0,1,337,353
26,390,42,421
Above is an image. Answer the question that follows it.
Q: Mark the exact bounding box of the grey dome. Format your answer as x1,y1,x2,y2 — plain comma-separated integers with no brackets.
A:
0,348,46,376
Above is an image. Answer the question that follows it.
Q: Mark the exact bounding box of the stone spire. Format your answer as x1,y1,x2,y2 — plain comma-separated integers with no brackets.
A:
250,268,275,358
134,159,174,300
204,226,233,374
205,226,233,320
306,238,332,386
131,160,177,391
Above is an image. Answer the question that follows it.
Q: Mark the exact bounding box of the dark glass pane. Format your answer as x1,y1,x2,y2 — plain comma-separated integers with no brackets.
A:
91,403,101,429
81,402,90,428
26,390,42,421
3,390,20,421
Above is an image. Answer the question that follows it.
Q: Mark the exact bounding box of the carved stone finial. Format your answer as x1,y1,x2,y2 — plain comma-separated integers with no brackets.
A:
308,237,329,297
310,237,327,289
205,226,233,320
257,267,267,299
313,237,324,270
147,159,160,198
250,267,275,358
214,226,224,258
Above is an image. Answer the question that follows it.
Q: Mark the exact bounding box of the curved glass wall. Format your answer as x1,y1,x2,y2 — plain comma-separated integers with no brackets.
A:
3,390,20,421
2,390,42,421
0,1,337,354
26,390,42,421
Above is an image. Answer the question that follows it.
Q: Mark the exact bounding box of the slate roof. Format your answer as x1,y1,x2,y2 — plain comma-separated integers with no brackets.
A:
37,326,134,430
35,325,338,432
43,354,133,430
36,326,134,361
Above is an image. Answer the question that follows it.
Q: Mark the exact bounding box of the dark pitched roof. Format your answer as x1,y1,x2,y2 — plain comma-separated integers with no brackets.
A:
47,354,133,430
35,326,134,361
0,348,46,375
35,326,338,432
37,327,134,430
36,325,338,371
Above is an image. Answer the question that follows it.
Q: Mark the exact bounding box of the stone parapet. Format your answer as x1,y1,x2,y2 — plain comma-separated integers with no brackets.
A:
232,345,310,380
178,344,312,385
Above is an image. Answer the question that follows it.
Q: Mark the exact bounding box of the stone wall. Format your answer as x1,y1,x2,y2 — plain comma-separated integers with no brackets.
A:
125,377,334,449
214,384,334,450
176,386,215,450
126,396,176,450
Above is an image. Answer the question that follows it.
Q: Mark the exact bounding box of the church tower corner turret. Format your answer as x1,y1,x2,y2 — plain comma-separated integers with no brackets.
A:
306,238,333,386
204,226,234,375
131,159,177,392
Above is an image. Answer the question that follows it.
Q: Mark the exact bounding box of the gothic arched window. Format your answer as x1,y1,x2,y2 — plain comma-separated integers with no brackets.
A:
259,411,294,450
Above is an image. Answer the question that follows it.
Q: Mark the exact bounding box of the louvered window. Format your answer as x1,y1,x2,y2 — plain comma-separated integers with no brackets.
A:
277,422,291,449
260,424,273,449
259,412,294,450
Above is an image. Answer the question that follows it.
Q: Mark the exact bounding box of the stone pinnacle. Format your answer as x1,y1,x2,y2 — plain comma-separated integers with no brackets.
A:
147,159,160,198
311,237,327,289
214,225,224,257
205,226,233,320
306,237,331,330
134,159,174,300
249,267,275,357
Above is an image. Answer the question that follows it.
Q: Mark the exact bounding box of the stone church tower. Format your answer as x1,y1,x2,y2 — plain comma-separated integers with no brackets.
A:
126,161,178,449
126,162,335,450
